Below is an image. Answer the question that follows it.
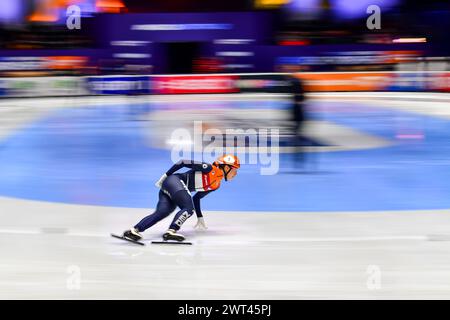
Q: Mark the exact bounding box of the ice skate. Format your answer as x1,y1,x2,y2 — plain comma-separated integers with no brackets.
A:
123,228,143,242
162,229,185,242
152,229,192,245
111,228,145,246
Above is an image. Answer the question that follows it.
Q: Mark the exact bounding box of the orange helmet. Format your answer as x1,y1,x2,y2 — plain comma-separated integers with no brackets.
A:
215,154,240,169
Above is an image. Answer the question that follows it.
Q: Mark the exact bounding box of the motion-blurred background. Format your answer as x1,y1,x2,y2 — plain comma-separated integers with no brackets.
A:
1,0,450,300
0,0,449,81
0,0,449,208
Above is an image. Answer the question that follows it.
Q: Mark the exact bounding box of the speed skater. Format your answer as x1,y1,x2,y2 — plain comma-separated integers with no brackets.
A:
122,154,240,242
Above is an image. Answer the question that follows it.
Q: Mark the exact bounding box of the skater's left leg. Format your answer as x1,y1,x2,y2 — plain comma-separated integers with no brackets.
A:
168,190,195,231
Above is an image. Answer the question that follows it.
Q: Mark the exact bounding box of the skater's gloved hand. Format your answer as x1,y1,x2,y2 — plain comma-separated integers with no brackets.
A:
194,217,208,230
155,173,167,188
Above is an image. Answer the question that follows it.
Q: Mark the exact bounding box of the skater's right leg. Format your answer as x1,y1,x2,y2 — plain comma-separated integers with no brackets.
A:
127,174,191,242
135,190,176,232
123,191,176,241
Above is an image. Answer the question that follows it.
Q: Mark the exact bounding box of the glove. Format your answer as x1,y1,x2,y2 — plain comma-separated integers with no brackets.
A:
155,173,168,188
194,217,208,230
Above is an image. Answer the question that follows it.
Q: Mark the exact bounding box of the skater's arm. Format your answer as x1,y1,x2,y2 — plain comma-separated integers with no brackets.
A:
156,160,212,189
193,191,213,218
166,160,212,176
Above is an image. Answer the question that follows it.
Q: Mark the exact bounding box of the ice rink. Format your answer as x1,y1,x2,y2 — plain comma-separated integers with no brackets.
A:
1,92,450,299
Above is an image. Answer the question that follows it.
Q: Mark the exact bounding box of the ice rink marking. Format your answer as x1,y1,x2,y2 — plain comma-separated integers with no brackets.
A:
0,228,432,242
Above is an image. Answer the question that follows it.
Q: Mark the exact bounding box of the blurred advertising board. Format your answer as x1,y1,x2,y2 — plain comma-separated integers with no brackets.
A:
87,76,150,95
150,75,239,94
235,74,291,93
275,50,422,72
387,72,429,91
44,56,88,71
2,72,448,98
295,72,394,91
294,71,450,92
427,72,450,92
1,76,88,97
0,56,88,75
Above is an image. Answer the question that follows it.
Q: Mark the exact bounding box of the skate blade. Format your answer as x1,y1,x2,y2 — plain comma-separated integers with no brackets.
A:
151,240,192,245
111,233,145,246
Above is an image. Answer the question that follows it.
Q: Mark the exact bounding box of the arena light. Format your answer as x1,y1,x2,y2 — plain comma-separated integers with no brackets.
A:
254,0,289,9
96,0,125,13
1,0,24,23
28,0,70,22
28,0,94,23
216,51,254,57
131,24,232,31
113,53,151,59
110,41,151,46
392,38,427,43
214,39,255,45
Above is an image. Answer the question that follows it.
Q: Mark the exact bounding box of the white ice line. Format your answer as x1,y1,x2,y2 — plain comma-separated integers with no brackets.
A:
191,236,429,244
246,235,429,242
0,229,429,242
